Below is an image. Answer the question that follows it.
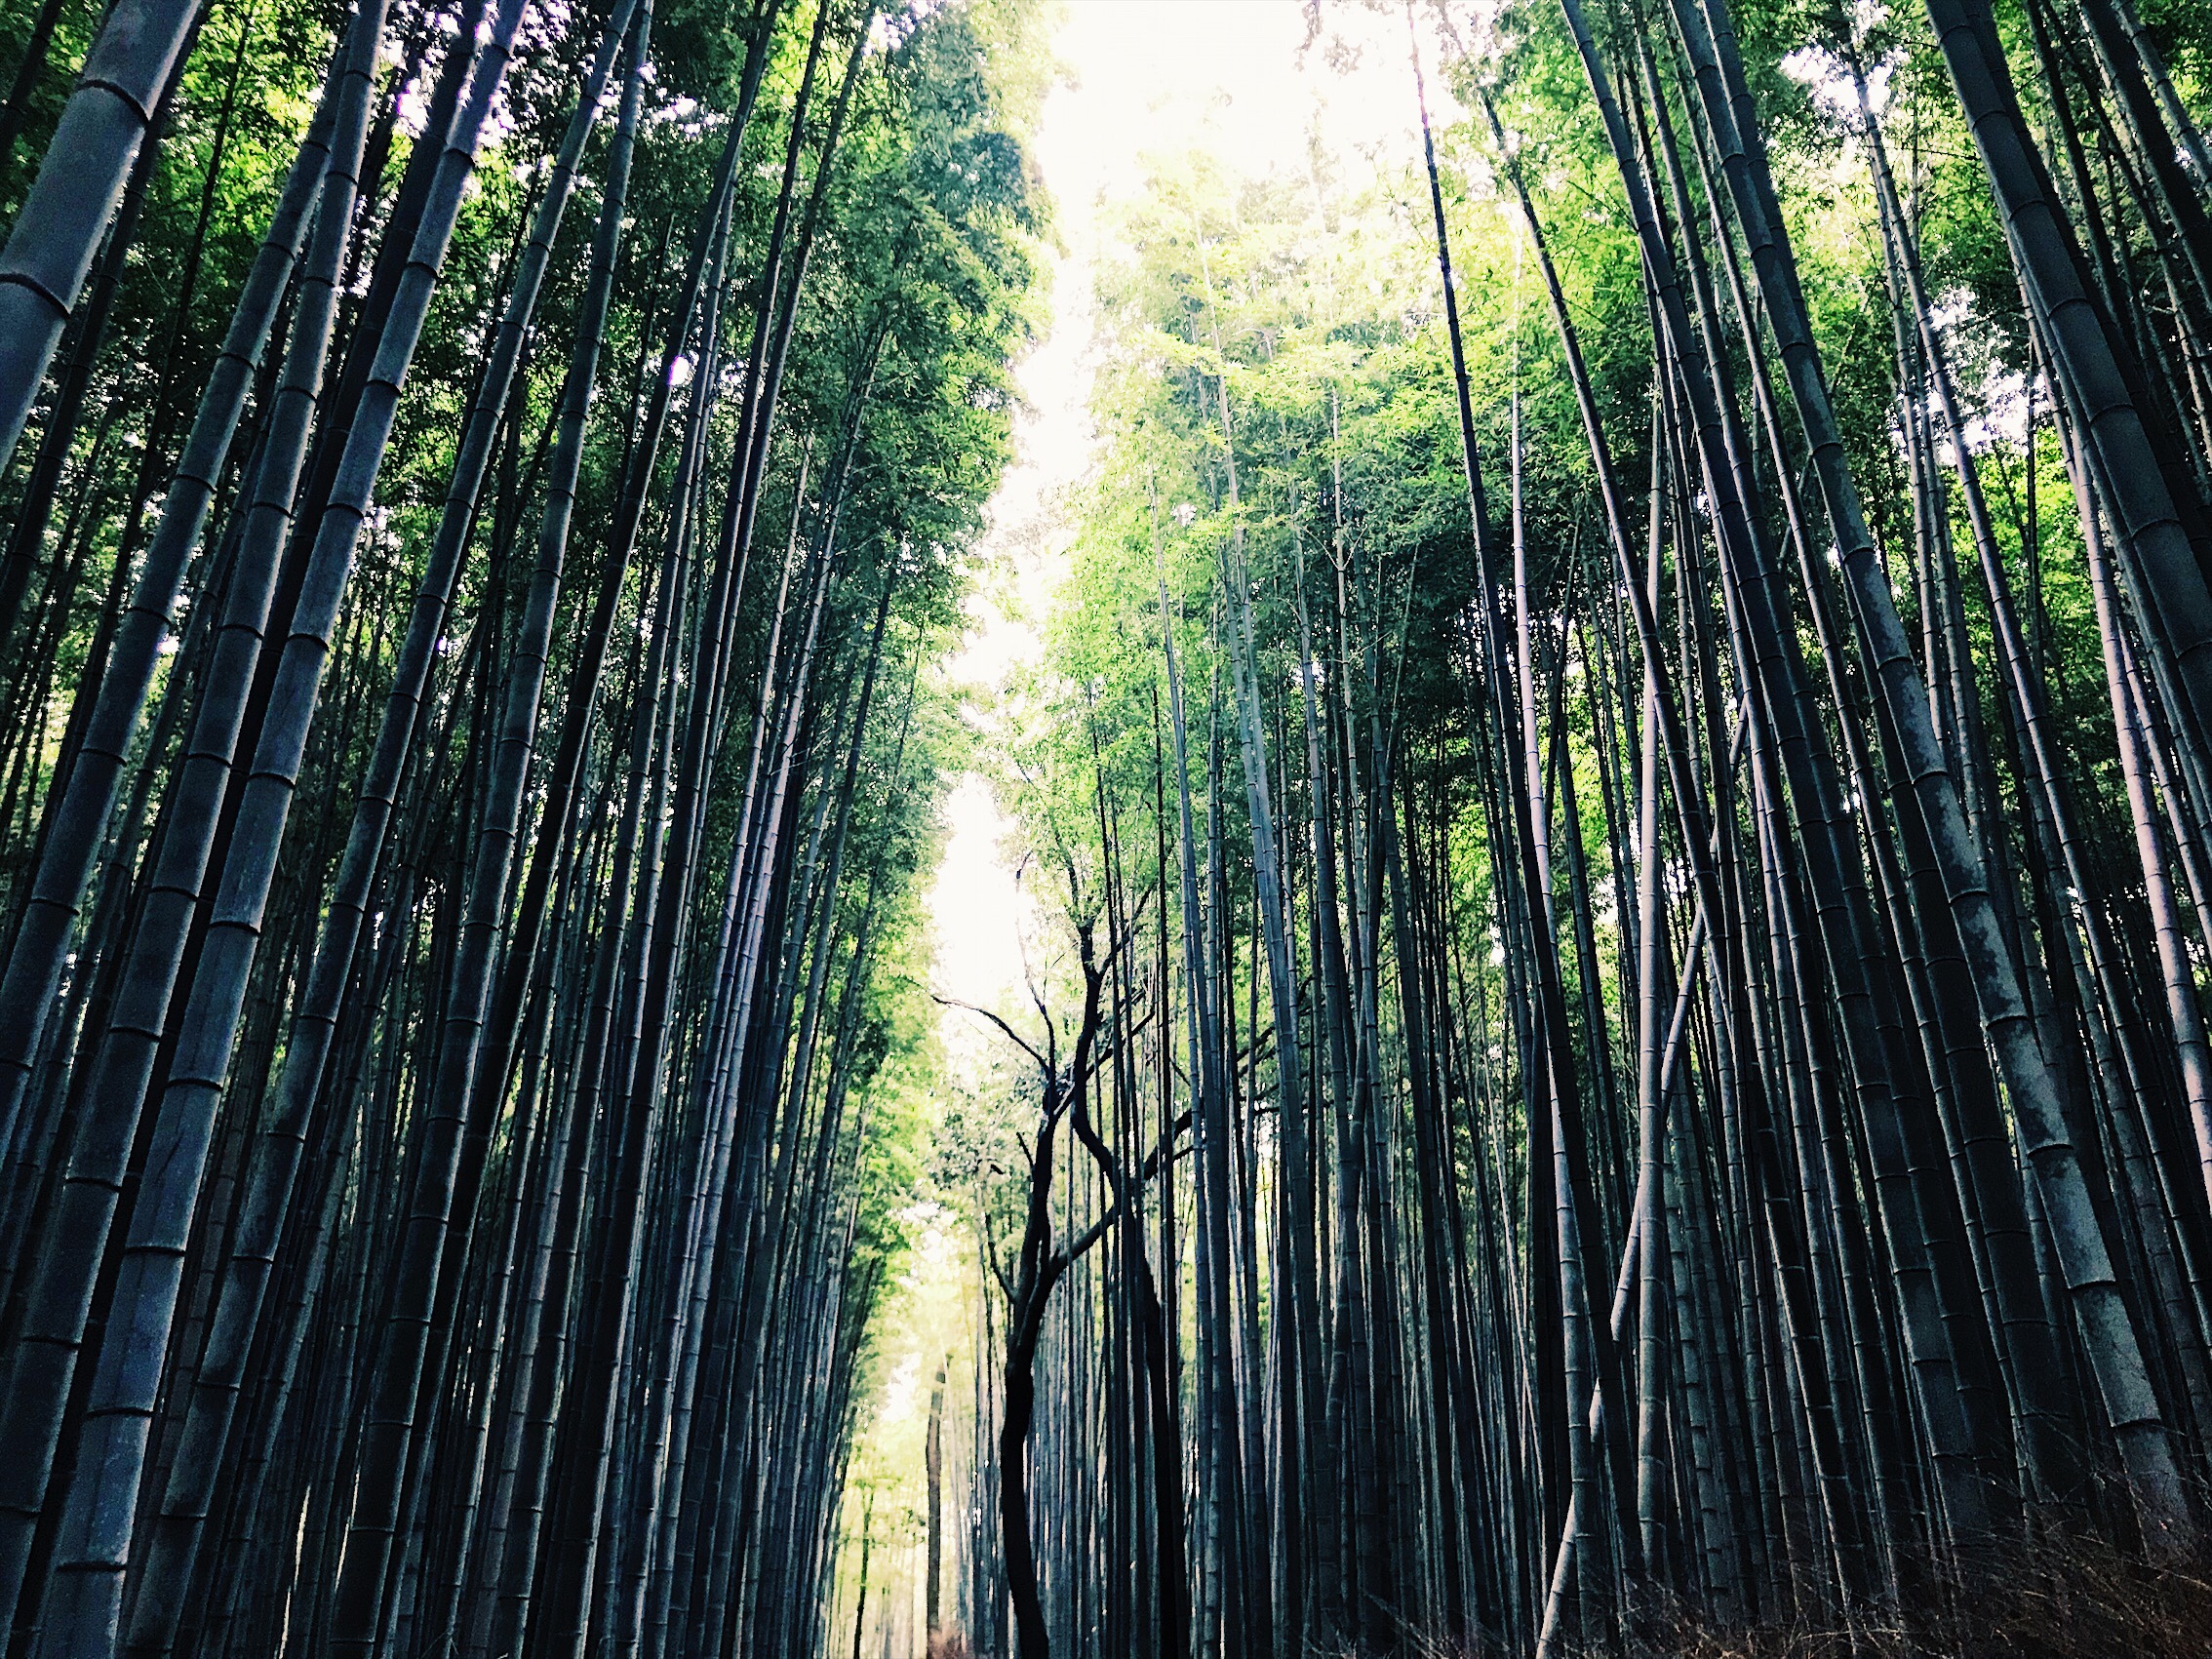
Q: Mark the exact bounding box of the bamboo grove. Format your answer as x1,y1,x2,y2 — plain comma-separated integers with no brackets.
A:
0,0,1045,1654
907,0,2212,1654
16,0,2212,1651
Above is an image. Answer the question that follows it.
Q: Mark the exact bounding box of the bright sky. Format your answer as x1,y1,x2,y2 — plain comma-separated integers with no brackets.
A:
928,0,1451,1057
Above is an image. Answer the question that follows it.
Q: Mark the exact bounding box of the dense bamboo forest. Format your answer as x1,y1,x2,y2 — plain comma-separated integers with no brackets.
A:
8,0,2212,1651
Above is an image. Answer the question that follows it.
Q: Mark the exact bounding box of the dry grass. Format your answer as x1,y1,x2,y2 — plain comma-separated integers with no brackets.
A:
1551,1535,2212,1658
